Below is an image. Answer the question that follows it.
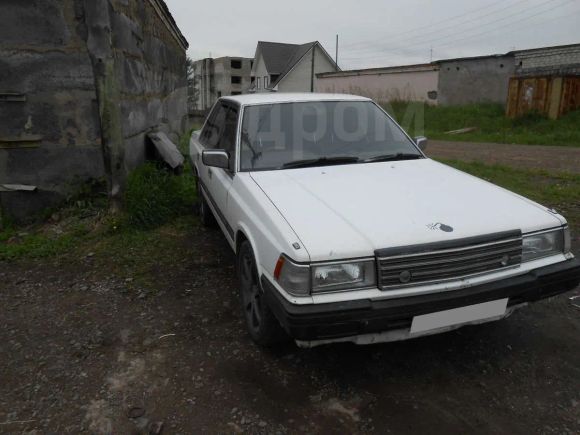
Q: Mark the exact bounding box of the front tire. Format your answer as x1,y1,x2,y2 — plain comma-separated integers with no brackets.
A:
237,241,286,346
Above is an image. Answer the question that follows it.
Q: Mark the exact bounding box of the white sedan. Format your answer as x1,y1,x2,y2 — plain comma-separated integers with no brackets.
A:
189,93,580,348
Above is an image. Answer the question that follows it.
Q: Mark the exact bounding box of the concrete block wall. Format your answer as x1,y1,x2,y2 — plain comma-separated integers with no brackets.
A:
317,65,439,104
0,0,105,221
109,0,188,171
0,0,188,221
437,55,515,106
515,44,580,76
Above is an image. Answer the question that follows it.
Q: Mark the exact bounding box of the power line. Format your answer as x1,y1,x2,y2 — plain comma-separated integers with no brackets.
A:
341,0,508,49
340,0,575,62
343,0,567,58
344,0,532,52
435,1,578,49
339,6,580,69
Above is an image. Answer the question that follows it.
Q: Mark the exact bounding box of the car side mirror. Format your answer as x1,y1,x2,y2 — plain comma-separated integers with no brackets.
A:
414,136,428,151
202,150,230,169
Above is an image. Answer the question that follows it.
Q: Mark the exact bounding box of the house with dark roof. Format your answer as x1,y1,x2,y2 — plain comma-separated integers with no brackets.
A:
250,41,339,93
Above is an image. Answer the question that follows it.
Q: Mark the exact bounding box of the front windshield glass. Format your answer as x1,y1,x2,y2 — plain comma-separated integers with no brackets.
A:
239,101,420,171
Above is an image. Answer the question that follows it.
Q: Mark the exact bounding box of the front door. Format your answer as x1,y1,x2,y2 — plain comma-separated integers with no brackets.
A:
198,101,239,240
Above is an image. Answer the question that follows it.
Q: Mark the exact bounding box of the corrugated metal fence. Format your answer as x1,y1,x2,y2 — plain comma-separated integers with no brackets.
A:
506,76,580,119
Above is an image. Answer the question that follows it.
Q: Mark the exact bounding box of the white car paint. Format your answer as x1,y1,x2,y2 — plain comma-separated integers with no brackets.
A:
189,93,571,312
250,159,563,262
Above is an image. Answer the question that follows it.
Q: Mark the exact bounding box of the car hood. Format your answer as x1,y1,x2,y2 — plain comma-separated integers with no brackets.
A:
250,159,563,262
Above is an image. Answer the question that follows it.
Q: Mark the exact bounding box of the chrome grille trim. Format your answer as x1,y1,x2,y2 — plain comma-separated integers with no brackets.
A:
377,232,523,290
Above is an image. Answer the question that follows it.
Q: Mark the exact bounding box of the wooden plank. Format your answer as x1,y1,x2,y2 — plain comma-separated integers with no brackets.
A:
0,184,38,192
0,135,43,149
0,92,26,102
548,77,563,120
506,77,520,118
560,77,580,116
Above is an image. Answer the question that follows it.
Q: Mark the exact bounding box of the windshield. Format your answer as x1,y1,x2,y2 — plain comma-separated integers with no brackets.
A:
239,101,421,171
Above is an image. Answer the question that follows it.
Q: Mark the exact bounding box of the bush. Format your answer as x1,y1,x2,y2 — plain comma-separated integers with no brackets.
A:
124,163,196,229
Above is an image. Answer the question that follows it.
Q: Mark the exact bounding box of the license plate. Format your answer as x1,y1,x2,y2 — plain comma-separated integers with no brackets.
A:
410,299,509,334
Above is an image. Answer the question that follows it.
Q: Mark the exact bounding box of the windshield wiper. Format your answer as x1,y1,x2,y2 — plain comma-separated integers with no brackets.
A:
281,156,360,169
363,153,423,163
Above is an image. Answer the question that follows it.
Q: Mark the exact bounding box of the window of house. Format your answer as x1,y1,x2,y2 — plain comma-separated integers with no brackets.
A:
270,74,280,83
257,77,261,89
231,59,242,69
231,76,242,85
251,76,255,83
264,76,269,88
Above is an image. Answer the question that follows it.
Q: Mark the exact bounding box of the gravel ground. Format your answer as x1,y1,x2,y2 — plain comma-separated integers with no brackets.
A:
427,141,580,174
1,226,580,434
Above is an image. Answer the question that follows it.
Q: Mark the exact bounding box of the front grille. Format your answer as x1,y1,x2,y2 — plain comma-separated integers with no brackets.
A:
376,231,523,290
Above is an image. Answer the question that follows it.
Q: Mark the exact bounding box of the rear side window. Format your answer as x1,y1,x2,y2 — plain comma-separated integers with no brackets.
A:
200,103,228,149
200,101,239,171
221,105,239,154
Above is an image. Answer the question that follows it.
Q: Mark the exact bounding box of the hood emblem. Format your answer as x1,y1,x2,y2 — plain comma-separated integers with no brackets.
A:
427,223,454,233
399,270,412,283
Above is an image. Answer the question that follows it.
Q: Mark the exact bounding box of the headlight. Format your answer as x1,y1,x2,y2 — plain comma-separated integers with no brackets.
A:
522,229,565,262
312,260,376,293
274,256,377,295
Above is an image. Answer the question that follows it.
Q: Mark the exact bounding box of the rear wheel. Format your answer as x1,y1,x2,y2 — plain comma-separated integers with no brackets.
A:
237,240,286,346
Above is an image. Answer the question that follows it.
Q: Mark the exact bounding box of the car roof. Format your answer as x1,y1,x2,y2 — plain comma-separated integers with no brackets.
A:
220,92,371,106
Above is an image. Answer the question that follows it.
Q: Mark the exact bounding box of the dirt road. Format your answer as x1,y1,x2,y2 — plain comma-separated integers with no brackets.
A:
1,226,579,434
428,141,580,174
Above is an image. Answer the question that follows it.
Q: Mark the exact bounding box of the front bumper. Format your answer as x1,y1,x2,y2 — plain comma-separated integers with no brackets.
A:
262,258,580,341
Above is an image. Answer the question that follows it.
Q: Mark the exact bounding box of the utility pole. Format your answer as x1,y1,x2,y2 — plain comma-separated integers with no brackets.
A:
311,43,315,92
335,34,339,71
430,46,433,63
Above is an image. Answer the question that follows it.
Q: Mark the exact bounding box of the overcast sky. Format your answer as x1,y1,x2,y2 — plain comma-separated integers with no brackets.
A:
165,0,580,69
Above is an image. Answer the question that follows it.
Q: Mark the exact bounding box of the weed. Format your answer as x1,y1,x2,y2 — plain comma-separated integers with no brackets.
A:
124,162,196,230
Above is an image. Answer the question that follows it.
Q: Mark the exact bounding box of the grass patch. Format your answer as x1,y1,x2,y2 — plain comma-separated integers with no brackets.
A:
91,215,197,288
0,162,198,261
178,127,194,155
124,163,196,230
0,214,98,261
385,102,580,147
178,124,202,155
